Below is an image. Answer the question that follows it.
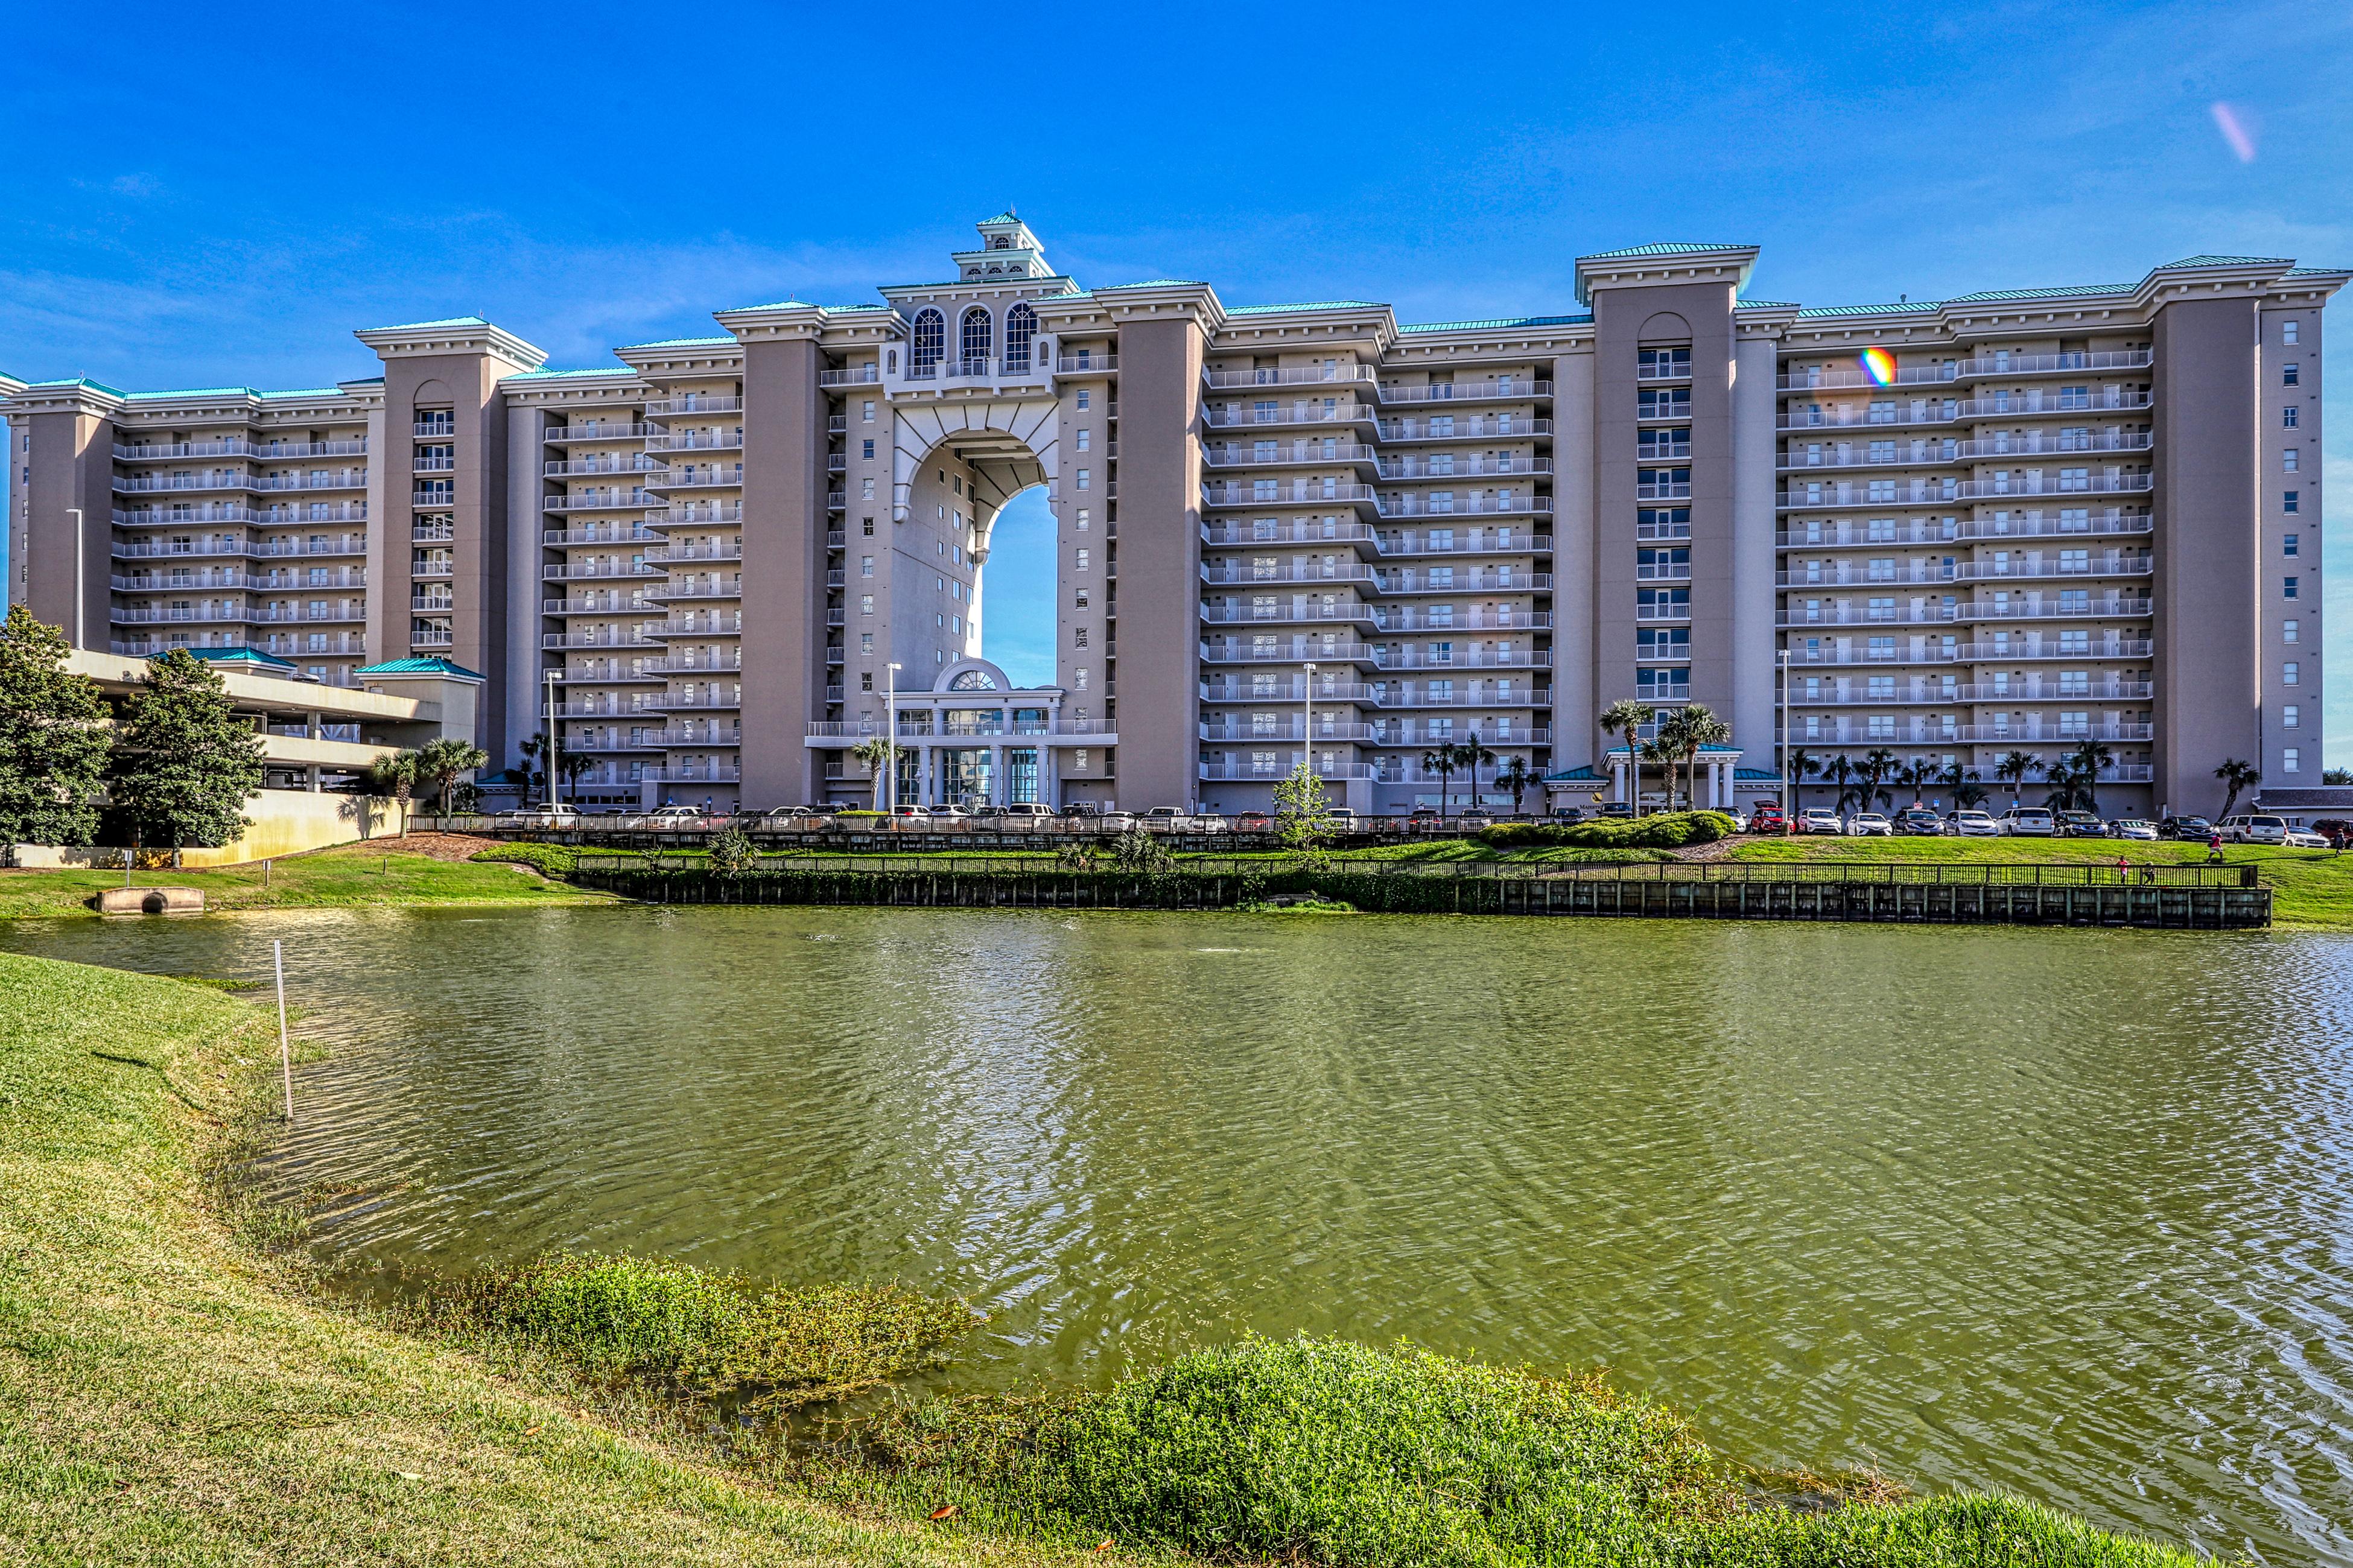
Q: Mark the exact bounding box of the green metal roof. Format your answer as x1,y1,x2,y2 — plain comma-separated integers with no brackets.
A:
505,367,634,380
982,210,1021,224
2159,254,2291,269
368,315,492,331
355,656,486,680
1733,768,1782,781
1946,283,2129,302
1399,313,1590,334
1582,242,1750,259
1543,765,1602,781
1794,301,1941,318
27,376,129,396
618,335,735,349
1227,300,1382,316
165,646,295,668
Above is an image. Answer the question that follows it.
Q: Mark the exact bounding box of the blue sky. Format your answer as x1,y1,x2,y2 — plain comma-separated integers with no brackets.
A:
5,0,2347,757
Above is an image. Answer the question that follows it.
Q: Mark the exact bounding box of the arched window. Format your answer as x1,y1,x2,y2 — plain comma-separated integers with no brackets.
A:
910,309,944,377
950,668,999,690
1005,302,1037,370
959,307,993,373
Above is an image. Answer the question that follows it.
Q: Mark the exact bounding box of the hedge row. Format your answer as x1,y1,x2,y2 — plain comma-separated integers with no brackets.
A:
1477,811,1738,850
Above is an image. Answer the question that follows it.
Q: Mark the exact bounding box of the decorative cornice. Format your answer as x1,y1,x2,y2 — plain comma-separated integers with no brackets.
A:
1574,244,1759,306
353,317,547,372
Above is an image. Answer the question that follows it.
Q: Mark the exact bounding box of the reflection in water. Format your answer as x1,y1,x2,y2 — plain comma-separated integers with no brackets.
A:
8,907,2352,1564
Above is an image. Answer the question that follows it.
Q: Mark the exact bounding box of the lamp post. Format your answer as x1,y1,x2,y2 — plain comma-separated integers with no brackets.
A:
1302,661,1317,786
66,508,83,650
545,666,562,808
1777,647,1791,822
885,662,903,813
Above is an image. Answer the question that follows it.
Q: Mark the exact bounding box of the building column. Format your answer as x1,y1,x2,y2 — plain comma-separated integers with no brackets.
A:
989,743,1006,805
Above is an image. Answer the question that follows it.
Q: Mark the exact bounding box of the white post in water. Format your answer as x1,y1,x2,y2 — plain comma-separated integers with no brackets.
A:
273,939,293,1122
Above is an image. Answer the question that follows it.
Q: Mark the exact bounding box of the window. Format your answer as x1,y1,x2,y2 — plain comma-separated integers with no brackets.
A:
860,632,873,652
1076,468,1091,490
862,516,875,536
862,439,875,460
861,671,873,691
2285,576,2299,600
861,400,875,423
1005,302,1037,367
910,309,945,376
1075,547,1090,570
2282,320,2300,344
1075,509,1090,532
2285,533,2299,557
2284,449,2299,472
2284,705,2300,729
2284,490,2299,513
860,555,874,576
2283,363,2300,386
2284,405,2301,429
959,306,992,369
2284,747,2301,773
2284,618,2300,643
860,594,874,615
2284,661,2300,685
860,477,874,500
1076,428,1091,451
1076,389,1090,411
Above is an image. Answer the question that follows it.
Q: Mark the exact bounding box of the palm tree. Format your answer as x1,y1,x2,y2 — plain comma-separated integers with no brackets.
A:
1597,699,1654,813
1420,746,1458,815
2040,763,2082,812
414,735,489,817
2067,738,2114,815
1861,747,1900,812
849,734,898,811
1453,735,1497,811
1662,703,1731,811
1821,754,1860,816
1495,755,1534,816
1939,758,1986,810
2213,758,2260,821
1785,746,1821,811
363,750,420,836
1994,749,2039,807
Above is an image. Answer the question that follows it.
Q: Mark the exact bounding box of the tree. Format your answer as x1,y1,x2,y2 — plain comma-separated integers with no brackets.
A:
850,734,898,810
1112,825,1171,874
0,606,109,847
1419,746,1458,816
1994,749,2039,805
1785,747,1821,809
2066,739,2114,814
1494,755,1534,816
1452,736,1497,811
362,750,421,834
1939,758,1987,810
2325,768,2353,787
1272,760,1336,868
2041,763,2086,813
1597,699,1654,813
416,735,489,816
516,731,592,804
1860,748,1899,812
108,649,265,851
1661,703,1730,811
1821,754,1861,815
2213,758,2260,821
708,825,760,876
1639,737,1675,811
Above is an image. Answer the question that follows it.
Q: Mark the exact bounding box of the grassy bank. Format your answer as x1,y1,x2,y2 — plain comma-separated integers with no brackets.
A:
0,953,1038,1566
0,839,615,920
1726,834,2353,930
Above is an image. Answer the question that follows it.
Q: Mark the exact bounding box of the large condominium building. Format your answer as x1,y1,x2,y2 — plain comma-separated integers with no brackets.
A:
5,217,2339,819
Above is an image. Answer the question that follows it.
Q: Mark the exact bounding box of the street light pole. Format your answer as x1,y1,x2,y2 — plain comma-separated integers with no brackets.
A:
545,667,562,809
67,508,83,650
1302,661,1317,786
1777,647,1791,822
886,662,903,813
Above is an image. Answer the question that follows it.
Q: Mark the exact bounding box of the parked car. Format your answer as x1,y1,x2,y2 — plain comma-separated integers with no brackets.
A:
1797,807,1842,834
2311,817,2352,846
1327,807,1358,827
1946,810,2001,837
501,802,581,827
931,803,971,821
1458,810,1494,830
1234,810,1272,831
1549,805,1589,823
629,805,702,828
2158,814,2213,840
1846,811,1894,836
2055,810,2107,838
2107,819,2160,841
1999,806,2057,836
1095,810,1137,831
1744,804,1789,835
1894,808,1943,836
1192,813,1230,833
760,805,817,822
1408,806,1446,831
2283,828,2331,849
2217,814,2287,845
1143,806,1189,831
1596,802,1634,819
996,802,1056,824
890,805,933,818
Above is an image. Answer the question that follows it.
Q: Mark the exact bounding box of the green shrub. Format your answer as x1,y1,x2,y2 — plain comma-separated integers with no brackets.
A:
439,1252,974,1409
1479,811,1736,852
863,1337,2198,1568
468,843,579,877
835,809,885,819
708,826,760,876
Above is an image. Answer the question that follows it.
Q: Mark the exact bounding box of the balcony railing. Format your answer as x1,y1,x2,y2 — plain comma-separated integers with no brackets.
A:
1778,474,2151,509
1205,442,1382,468
1373,570,1548,594
1378,455,1552,479
1374,531,1552,557
1778,509,2153,547
1370,649,1552,670
1778,350,2152,391
644,395,743,415
1201,604,1375,625
1378,380,1551,405
1379,494,1553,518
1204,402,1375,429
1200,761,1379,781
545,457,665,476
546,423,653,443
545,524,659,545
1204,365,1371,390
1053,354,1116,375
1203,481,1379,508
1777,390,2154,430
1777,433,2153,471
1379,416,1551,442
1373,610,1552,631
814,369,877,389
643,433,743,452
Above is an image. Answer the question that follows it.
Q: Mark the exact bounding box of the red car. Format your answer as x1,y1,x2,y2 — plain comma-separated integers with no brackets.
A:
1234,810,1272,831
1744,804,1791,835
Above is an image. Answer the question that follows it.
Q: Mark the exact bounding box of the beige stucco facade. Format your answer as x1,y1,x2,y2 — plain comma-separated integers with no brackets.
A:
5,220,2341,819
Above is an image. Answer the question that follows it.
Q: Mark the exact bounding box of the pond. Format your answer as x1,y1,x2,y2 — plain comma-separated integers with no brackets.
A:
8,906,2350,1564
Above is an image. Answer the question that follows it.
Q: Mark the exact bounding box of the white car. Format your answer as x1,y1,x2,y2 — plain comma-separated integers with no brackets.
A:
1095,810,1137,831
2109,819,2160,842
502,802,580,827
2000,807,2057,836
1191,813,1230,833
2217,814,2287,845
630,805,703,828
1143,806,1189,831
2284,828,2331,849
1797,808,1843,834
1846,812,1894,836
1946,810,2001,837
931,803,971,821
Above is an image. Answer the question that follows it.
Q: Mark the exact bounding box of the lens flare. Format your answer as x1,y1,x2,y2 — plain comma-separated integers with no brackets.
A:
1861,346,1897,386
2211,101,2256,163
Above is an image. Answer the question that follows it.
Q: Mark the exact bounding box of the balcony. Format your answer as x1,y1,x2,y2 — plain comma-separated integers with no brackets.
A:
1370,649,1552,671
114,473,255,494
544,490,656,512
1378,494,1553,519
646,542,742,563
1777,474,2151,509
1053,354,1117,376
644,690,741,709
643,432,744,452
545,456,665,476
646,728,743,747
1378,415,1551,443
1777,389,2155,430
1204,401,1377,430
545,524,661,546
1777,350,2152,391
1952,723,2153,743
647,465,743,490
544,562,662,581
544,630,661,649
1636,563,1691,582
1201,565,1379,587
413,489,457,507
653,501,745,524
652,615,742,636
1378,379,1551,405
413,419,456,438
1200,641,1376,665
562,733,668,754
1777,433,2153,471
1202,480,1379,509
1201,603,1376,626
413,455,456,474
1199,720,1380,743
1779,509,2156,547
1199,681,1379,704
1205,442,1381,469
1202,519,1377,548
1373,610,1552,632
112,570,247,591
640,763,743,784
1785,639,2153,665
1964,595,2151,622
645,395,743,415
643,652,743,673
546,422,654,443
647,578,742,600
114,439,252,461
815,369,878,389
1953,682,2151,702
1204,365,1371,390
258,472,367,492
1951,557,2152,582
1378,455,1552,479
1635,481,1691,501
1370,725,1552,749
1374,569,1548,594
1199,761,1379,782
1374,531,1552,558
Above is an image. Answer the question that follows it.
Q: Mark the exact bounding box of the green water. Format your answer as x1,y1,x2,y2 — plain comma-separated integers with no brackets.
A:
7,906,2351,1563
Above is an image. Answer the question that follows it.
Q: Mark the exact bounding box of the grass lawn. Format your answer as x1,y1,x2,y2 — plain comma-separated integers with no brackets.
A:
0,840,616,921
0,951,1093,1567
1726,834,2353,930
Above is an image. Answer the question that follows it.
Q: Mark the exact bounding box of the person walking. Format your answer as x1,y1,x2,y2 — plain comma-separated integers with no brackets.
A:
2206,828,2224,865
